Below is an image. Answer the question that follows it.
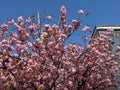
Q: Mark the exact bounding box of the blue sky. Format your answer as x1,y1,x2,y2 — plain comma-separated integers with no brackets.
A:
0,0,120,45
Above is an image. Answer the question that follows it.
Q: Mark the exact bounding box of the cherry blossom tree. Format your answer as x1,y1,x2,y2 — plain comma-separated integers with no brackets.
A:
0,6,119,90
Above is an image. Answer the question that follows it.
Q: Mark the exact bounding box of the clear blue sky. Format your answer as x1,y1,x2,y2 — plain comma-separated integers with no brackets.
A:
0,0,120,45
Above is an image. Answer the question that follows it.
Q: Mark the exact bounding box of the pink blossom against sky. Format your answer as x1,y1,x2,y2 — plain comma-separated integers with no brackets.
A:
0,0,120,25
0,0,120,45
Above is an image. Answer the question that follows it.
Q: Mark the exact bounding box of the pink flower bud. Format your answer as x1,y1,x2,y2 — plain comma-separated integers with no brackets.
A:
61,6,66,16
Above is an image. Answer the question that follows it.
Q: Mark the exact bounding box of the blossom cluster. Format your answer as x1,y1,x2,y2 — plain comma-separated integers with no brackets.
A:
0,6,119,90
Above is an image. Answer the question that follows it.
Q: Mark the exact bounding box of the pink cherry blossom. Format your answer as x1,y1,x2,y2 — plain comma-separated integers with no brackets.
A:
0,32,3,38
26,16,34,23
8,19,15,25
82,26,90,33
117,46,120,51
18,16,24,23
46,15,52,20
82,36,88,41
71,67,76,73
44,24,51,30
2,39,7,44
29,25,36,31
60,33,67,39
41,32,48,39
0,5,118,90
67,25,73,34
28,42,33,48
1,23,8,30
52,24,59,29
78,9,84,15
100,34,108,39
72,19,78,24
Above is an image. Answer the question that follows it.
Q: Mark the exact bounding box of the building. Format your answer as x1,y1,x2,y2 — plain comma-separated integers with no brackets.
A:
92,25,120,90
92,25,120,51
